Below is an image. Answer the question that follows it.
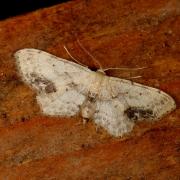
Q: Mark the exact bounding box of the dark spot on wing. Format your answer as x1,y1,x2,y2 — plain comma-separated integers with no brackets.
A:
30,73,56,93
88,96,96,102
88,92,97,102
45,83,57,93
27,57,31,61
160,100,165,105
65,82,78,92
34,77,49,85
125,107,154,121
68,82,77,88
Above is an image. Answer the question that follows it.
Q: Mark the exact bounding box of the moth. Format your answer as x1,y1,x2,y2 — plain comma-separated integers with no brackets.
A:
14,48,176,137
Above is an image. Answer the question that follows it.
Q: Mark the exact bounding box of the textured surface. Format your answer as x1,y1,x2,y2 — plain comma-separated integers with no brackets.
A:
0,0,179,179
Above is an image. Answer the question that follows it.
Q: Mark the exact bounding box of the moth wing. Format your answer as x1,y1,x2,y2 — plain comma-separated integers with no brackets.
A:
93,98,134,137
93,77,176,136
109,77,176,121
15,48,96,116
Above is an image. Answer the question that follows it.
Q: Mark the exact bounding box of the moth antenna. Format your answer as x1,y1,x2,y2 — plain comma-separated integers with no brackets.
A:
127,75,142,79
103,67,147,71
76,39,103,70
63,45,88,68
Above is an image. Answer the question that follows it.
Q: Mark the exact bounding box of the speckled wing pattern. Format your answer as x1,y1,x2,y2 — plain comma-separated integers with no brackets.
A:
15,48,97,116
15,48,176,137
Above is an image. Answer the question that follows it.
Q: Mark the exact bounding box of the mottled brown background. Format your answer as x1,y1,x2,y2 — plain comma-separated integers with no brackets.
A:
0,0,179,179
